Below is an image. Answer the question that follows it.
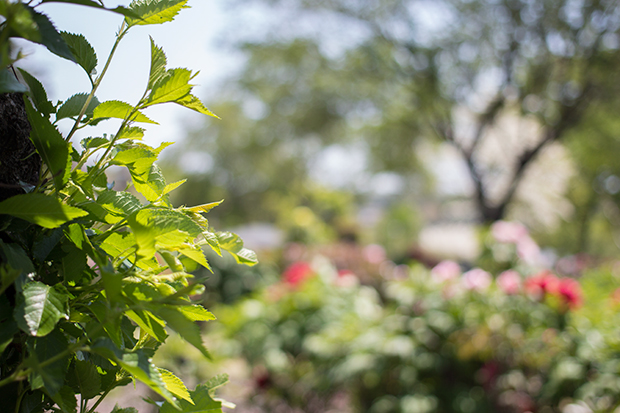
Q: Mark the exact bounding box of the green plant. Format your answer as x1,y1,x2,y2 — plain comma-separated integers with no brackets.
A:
0,1,257,412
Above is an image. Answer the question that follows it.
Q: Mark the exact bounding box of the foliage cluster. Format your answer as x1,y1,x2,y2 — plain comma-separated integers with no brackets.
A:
0,1,255,412
207,226,620,413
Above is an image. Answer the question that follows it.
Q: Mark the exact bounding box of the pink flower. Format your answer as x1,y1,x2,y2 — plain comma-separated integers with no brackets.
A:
516,236,542,266
496,270,521,294
462,268,492,291
282,262,314,286
556,278,583,310
431,260,461,283
491,221,528,244
363,244,387,264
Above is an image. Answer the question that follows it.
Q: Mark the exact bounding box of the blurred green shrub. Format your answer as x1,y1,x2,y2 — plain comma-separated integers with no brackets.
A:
209,230,620,413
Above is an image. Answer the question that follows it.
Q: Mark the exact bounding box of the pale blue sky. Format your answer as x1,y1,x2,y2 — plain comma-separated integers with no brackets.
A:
17,0,236,146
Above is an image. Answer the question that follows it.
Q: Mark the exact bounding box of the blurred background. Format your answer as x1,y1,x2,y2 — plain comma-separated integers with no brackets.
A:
21,0,620,412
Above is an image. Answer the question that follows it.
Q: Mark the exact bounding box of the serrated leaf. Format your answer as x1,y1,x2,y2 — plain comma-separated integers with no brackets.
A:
57,93,100,120
97,190,142,223
132,164,167,202
125,310,168,342
0,193,88,228
159,383,223,413
186,200,223,214
126,0,190,27
60,32,97,75
204,374,229,395
93,100,157,124
116,126,145,140
69,360,101,400
111,406,139,413
144,68,192,106
24,98,69,190
26,7,76,62
81,136,109,149
158,368,193,404
148,37,167,89
14,282,69,336
27,329,71,396
217,232,258,266
0,68,28,93
175,94,219,118
178,305,216,322
178,246,210,271
163,179,186,195
155,306,211,359
18,68,54,116
203,231,221,256
91,339,179,409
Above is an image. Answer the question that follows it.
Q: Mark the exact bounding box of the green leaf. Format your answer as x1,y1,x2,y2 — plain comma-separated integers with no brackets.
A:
60,242,87,284
50,386,77,413
26,6,76,62
186,200,223,214
91,339,179,409
0,68,28,93
68,360,101,400
116,126,145,140
132,164,167,202
18,69,54,116
178,246,210,271
81,136,109,149
204,374,229,396
217,232,258,266
26,328,70,395
175,94,219,118
60,32,97,75
148,37,167,89
97,190,142,223
0,193,88,229
155,306,211,359
128,208,203,257
24,98,70,190
145,68,192,106
125,310,168,342
202,231,221,256
110,406,139,413
163,179,186,195
126,0,190,27
159,383,223,413
158,368,193,404
93,100,157,124
57,93,100,120
14,282,69,336
178,305,216,322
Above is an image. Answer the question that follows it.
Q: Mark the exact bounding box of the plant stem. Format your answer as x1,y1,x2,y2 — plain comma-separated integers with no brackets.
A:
66,21,129,144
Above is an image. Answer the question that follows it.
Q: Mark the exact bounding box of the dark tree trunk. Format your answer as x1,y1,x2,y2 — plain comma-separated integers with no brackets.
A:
0,93,41,202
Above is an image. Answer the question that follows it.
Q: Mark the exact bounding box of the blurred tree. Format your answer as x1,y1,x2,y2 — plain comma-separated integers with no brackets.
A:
167,0,620,252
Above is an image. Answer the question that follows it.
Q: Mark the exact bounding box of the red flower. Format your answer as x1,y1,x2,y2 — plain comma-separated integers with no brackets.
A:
282,261,314,286
556,278,583,310
525,271,583,310
525,270,559,298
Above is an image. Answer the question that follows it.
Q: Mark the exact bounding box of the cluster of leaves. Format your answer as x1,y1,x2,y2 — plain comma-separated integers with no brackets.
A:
212,252,620,413
0,0,256,412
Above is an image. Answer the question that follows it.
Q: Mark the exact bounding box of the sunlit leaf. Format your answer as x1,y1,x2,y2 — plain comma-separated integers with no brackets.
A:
158,368,193,404
126,0,189,27
159,382,223,413
14,282,69,336
93,100,157,124
186,200,223,214
175,93,219,118
0,193,88,229
148,37,167,89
